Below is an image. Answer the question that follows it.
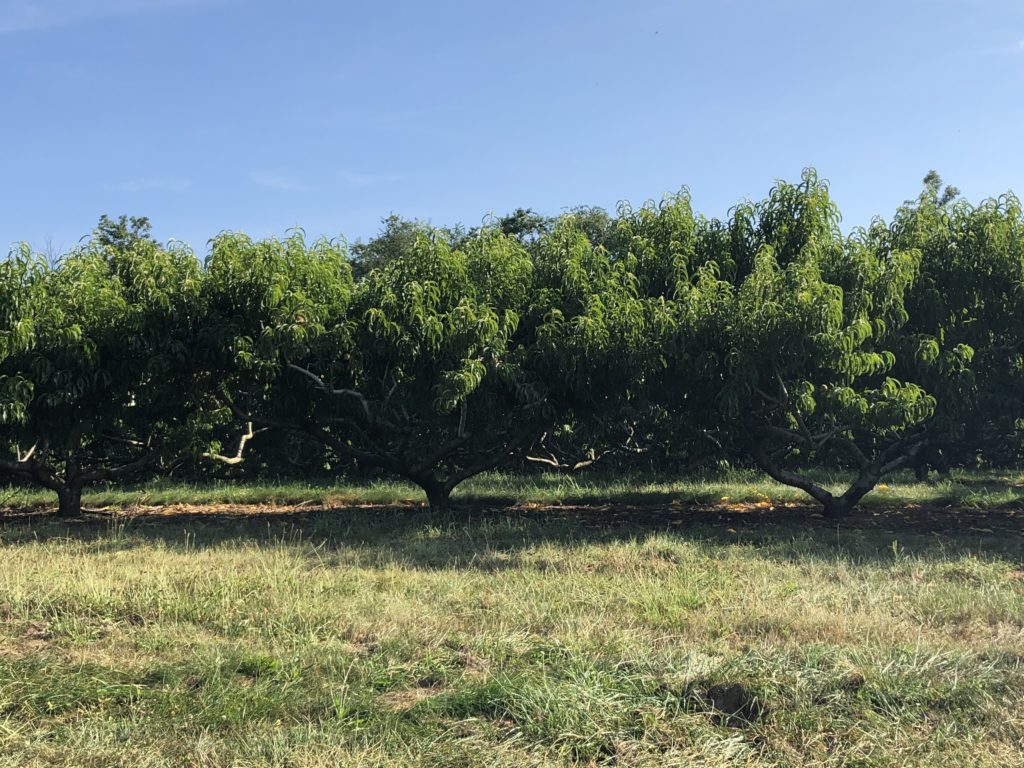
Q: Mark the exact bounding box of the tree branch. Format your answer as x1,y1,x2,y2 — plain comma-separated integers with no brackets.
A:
749,440,834,507
98,433,147,448
0,456,32,476
0,452,62,491
287,363,372,420
444,426,540,490
203,422,267,465
410,434,471,477
79,452,155,483
15,443,38,463
829,435,871,470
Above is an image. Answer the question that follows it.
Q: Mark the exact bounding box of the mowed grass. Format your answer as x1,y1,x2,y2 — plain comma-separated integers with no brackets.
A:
0,476,1022,765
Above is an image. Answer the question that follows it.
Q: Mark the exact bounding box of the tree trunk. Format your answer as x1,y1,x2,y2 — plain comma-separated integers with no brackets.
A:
821,494,853,519
55,482,84,519
822,469,880,519
422,482,452,514
750,441,884,519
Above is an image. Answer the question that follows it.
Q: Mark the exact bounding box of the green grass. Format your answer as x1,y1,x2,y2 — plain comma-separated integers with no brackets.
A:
0,484,1022,766
2,467,1024,512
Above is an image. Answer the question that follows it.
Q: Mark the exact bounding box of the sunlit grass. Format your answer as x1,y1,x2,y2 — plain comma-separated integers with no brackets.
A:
0,494,1022,765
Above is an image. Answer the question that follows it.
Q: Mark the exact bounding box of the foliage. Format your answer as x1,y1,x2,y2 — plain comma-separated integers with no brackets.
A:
196,229,354,474
4,169,1024,517
0,224,201,515
694,170,935,516
203,227,547,510
350,214,470,280
887,174,1024,472
0,246,42,427
522,216,674,473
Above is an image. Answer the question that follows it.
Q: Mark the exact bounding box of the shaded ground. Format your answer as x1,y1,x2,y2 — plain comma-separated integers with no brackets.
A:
1,496,1021,570
2,495,1020,537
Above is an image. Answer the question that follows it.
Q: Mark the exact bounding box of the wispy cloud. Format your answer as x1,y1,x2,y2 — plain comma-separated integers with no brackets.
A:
341,171,405,188
0,0,212,34
103,177,192,192
248,170,307,192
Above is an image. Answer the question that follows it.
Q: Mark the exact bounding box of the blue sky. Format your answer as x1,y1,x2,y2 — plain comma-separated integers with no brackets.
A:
1,0,1022,256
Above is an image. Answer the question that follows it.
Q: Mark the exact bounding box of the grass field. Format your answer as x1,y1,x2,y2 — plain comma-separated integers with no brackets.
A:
0,471,1023,766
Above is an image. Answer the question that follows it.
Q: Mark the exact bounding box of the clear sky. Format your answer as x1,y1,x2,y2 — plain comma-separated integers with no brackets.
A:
1,0,1022,256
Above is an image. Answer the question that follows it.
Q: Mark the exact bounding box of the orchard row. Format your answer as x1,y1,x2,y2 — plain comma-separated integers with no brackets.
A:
1,170,1021,516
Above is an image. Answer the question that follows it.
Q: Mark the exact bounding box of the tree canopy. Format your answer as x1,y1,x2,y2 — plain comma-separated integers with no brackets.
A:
2,170,1022,517
0,221,201,515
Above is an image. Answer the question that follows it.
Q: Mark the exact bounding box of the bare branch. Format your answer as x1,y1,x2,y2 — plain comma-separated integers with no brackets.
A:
773,368,791,402
761,424,805,444
878,435,924,475
0,456,32,475
811,424,842,450
753,385,785,408
410,434,471,477
526,453,562,469
15,443,38,463
382,370,400,407
444,426,540,490
203,422,267,465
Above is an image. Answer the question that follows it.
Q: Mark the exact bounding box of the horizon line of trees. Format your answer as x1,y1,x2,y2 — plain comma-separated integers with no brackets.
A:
1,169,1022,518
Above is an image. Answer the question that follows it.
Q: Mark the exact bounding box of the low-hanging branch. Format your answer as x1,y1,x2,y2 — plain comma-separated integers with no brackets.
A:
525,425,648,473
203,422,267,465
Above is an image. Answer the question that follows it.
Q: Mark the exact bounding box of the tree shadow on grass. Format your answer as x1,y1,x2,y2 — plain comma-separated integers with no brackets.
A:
1,496,1022,568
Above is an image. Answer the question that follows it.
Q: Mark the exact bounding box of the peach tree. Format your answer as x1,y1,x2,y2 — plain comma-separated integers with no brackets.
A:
701,171,934,516
203,227,546,511
883,175,1024,471
0,219,201,516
